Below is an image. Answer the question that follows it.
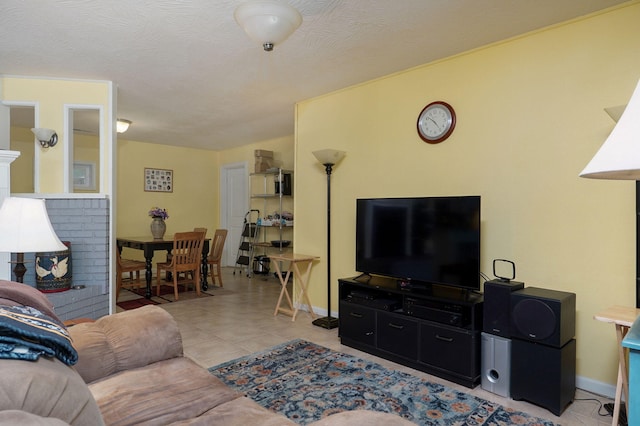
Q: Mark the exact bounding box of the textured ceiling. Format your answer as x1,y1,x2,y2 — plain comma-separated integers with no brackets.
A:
0,0,629,150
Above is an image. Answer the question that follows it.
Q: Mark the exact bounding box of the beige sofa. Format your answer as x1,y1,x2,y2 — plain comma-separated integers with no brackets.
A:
0,280,413,425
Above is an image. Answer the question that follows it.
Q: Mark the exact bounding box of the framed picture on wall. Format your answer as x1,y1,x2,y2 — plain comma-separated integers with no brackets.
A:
73,162,96,190
144,168,173,192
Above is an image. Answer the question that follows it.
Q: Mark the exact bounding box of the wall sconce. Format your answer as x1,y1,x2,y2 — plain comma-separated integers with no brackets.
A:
116,119,132,133
31,128,58,148
234,0,302,51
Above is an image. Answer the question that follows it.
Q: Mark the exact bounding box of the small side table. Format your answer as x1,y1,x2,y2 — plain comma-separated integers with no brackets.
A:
594,305,640,426
269,253,319,321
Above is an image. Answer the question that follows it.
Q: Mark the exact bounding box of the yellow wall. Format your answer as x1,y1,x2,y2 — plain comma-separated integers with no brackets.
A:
219,135,294,169
9,127,34,193
116,138,219,261
10,128,102,193
73,133,100,193
295,2,640,388
2,77,112,193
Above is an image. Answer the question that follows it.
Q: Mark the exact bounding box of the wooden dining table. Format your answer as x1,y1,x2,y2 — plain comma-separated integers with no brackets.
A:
116,236,211,298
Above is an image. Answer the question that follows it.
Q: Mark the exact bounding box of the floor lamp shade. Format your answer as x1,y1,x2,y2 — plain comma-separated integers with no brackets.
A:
0,197,66,283
313,149,346,166
580,78,640,179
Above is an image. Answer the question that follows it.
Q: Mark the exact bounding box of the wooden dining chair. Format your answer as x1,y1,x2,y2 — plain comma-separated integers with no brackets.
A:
177,227,208,281
156,231,205,300
115,249,146,300
206,229,228,287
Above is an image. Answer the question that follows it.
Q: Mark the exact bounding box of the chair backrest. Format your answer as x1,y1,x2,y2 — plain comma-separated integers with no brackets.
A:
170,231,206,272
116,249,124,270
194,227,207,236
209,229,228,262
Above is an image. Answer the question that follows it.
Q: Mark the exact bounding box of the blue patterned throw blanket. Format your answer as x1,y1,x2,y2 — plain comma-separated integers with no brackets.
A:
0,305,78,365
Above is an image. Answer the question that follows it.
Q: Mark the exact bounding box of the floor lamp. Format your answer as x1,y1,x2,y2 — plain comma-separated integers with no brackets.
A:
0,197,67,283
580,77,640,305
580,78,640,425
312,149,346,329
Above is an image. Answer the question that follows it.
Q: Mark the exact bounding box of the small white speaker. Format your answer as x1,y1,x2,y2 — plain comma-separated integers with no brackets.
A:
481,332,511,398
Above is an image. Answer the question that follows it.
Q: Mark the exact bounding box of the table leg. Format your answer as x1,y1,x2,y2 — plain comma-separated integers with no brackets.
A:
201,251,209,291
272,260,295,317
613,324,630,425
144,256,153,299
291,260,317,321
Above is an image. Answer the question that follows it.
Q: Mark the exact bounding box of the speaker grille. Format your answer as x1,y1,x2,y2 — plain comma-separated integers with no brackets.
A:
512,299,556,341
510,287,576,347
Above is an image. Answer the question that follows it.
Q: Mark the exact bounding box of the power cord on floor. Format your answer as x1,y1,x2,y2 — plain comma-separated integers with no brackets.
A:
574,398,626,425
603,402,627,426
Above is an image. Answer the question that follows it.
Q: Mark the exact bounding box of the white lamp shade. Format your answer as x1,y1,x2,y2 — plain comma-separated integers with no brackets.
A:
0,198,66,253
116,119,132,133
580,78,640,179
604,104,627,123
313,149,346,166
235,1,302,47
30,128,56,141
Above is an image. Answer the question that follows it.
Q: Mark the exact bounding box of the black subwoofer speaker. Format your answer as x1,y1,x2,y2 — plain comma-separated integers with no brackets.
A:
511,338,576,416
510,287,576,348
483,280,524,337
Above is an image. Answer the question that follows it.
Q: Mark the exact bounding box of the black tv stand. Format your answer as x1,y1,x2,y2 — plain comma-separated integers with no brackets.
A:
339,275,483,388
354,272,373,283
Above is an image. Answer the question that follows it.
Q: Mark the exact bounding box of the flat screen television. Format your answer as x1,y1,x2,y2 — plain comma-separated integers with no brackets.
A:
355,196,481,291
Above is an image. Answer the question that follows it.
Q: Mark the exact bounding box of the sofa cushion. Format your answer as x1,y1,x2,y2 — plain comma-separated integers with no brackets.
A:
0,410,72,425
0,280,60,321
167,397,297,426
70,305,183,383
89,356,242,426
0,357,104,425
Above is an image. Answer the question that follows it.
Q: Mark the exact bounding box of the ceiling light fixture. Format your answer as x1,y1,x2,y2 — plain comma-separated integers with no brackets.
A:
234,0,302,52
31,128,58,148
116,119,132,133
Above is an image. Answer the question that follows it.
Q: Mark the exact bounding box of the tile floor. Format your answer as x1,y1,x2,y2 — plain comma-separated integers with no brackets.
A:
124,267,616,426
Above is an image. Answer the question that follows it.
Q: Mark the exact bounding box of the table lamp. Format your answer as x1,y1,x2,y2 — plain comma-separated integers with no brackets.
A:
0,197,67,283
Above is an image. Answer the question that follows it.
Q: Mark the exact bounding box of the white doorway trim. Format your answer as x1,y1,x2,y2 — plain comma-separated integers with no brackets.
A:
220,161,249,266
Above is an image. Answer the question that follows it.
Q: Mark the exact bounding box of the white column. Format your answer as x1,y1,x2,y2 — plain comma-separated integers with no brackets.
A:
0,150,21,280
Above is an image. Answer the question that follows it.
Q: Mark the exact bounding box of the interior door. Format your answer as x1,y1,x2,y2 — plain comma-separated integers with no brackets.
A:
220,162,248,266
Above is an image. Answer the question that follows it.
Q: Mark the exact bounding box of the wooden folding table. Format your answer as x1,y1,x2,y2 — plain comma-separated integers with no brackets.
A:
269,253,319,321
594,305,640,426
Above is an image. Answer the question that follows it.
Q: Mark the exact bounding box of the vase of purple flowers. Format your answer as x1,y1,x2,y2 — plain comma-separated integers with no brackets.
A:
149,207,169,240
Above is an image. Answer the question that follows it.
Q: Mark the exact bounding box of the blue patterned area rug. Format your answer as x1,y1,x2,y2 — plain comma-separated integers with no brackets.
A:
209,339,558,425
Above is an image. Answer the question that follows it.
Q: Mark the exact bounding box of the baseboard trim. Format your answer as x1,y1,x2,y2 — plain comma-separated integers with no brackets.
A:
577,375,617,400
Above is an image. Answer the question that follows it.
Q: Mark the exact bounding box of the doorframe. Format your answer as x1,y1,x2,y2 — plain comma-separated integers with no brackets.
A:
220,161,249,266
3,101,40,192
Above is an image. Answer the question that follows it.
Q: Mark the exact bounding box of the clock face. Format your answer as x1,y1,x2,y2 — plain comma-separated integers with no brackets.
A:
417,101,456,143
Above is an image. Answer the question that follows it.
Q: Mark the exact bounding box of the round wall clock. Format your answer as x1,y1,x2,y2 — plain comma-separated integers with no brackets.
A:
417,101,456,144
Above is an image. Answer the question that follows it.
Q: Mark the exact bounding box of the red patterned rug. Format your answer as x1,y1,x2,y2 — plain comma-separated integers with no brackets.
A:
116,297,159,310
116,284,215,311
